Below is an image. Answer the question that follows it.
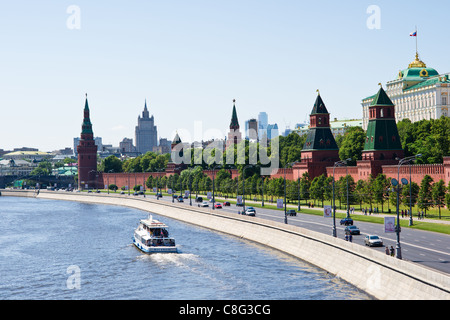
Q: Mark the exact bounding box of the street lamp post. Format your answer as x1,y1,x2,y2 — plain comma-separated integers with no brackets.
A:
212,165,222,210
393,154,422,259
332,159,351,237
284,162,297,224
172,176,175,203
346,164,349,218
261,175,266,207
107,169,114,194
242,164,254,213
407,154,422,226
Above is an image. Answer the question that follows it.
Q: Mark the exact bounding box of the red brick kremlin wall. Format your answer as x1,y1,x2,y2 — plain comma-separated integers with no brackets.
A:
328,160,449,185
98,157,450,190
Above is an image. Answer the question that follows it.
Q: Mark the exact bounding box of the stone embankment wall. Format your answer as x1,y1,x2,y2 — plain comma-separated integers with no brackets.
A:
2,189,449,300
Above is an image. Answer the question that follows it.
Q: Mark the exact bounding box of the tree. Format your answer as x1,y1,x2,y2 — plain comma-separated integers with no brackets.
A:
364,175,375,211
418,175,434,214
100,155,123,173
354,179,366,211
108,184,118,192
336,175,355,210
310,174,327,207
373,174,390,213
398,117,450,163
299,172,311,204
338,127,366,164
401,181,419,209
432,179,446,219
30,161,52,176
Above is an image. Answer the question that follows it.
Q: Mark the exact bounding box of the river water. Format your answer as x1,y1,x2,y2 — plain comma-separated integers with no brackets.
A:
0,197,371,300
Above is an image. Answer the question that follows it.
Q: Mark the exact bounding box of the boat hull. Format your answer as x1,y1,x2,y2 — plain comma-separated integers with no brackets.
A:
132,237,178,254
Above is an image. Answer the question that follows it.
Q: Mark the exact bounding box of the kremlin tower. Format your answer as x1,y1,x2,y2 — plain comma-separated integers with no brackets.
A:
294,91,340,180
226,99,242,149
77,94,98,189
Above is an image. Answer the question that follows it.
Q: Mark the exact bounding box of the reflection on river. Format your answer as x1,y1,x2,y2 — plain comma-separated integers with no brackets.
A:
0,197,371,300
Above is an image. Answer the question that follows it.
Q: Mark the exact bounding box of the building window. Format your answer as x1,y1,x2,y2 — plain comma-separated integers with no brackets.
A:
443,96,447,105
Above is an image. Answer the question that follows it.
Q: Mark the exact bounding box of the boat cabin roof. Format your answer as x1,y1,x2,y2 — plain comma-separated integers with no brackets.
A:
140,217,168,229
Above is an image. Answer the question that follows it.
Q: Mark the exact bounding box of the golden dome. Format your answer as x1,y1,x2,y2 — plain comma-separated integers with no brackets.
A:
408,52,427,69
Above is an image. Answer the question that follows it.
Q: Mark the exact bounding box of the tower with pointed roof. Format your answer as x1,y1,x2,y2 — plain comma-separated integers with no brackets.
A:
358,85,404,177
301,91,339,162
166,131,186,175
135,100,158,154
77,94,98,189
226,99,242,148
293,92,340,180
362,85,404,160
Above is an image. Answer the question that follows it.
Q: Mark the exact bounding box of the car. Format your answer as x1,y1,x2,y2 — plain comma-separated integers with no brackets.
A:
195,197,203,203
287,209,297,216
173,194,178,199
244,207,256,216
198,201,209,207
345,225,360,235
214,203,222,209
340,217,353,226
177,197,184,202
156,193,163,198
223,201,231,206
364,235,384,247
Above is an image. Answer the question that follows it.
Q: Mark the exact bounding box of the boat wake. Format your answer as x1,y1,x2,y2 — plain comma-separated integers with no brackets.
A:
136,252,199,268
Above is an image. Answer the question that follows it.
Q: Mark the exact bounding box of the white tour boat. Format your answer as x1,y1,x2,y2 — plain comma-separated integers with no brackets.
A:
132,215,177,254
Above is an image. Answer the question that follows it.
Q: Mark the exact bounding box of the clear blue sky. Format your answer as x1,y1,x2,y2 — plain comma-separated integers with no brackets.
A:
1,0,449,152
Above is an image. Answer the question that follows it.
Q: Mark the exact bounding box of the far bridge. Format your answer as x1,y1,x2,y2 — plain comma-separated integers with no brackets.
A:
0,175,76,189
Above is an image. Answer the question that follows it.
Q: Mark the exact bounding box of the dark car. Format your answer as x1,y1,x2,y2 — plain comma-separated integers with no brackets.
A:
340,217,353,226
223,201,231,206
287,209,297,216
195,197,203,203
244,207,256,216
345,225,360,235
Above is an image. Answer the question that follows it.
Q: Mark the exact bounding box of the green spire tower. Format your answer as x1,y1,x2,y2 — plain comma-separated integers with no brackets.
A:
301,91,339,161
362,85,404,161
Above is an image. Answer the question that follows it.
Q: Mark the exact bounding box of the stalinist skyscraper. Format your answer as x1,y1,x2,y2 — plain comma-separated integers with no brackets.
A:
135,100,158,154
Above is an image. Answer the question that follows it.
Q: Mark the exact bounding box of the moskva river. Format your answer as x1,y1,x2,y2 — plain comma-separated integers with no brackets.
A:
0,197,371,300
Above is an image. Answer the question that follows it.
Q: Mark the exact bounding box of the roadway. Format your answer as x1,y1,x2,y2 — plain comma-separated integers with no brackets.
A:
149,193,450,275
